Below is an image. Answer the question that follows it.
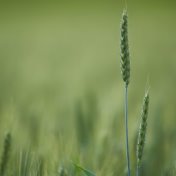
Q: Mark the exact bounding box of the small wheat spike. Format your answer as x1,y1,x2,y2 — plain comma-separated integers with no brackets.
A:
136,91,149,176
0,132,12,176
120,9,130,86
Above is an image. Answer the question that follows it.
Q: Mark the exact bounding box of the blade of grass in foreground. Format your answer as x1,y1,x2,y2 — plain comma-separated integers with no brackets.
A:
73,163,96,176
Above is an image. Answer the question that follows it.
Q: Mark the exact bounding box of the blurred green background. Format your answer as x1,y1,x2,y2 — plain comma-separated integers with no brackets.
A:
0,0,176,175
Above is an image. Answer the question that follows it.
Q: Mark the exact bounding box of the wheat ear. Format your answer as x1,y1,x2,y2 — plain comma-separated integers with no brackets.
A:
136,92,149,176
120,10,130,86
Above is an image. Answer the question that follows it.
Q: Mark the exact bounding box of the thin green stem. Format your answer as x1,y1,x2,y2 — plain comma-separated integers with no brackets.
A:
124,84,131,176
136,166,140,176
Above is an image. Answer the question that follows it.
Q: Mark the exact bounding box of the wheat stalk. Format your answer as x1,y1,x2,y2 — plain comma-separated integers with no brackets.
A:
120,9,131,176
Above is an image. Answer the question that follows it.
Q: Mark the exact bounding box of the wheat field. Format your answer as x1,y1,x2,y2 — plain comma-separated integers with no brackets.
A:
0,1,176,175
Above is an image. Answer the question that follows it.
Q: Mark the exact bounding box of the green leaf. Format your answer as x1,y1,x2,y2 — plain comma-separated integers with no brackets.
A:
73,163,96,176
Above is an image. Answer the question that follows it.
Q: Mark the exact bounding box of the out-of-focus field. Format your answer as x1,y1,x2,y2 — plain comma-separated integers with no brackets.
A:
0,1,176,175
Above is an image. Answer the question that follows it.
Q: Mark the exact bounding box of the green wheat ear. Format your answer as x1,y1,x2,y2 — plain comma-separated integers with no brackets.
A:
0,132,12,176
137,92,149,169
120,9,130,86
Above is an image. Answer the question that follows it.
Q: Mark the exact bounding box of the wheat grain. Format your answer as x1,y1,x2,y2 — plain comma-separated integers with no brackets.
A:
120,10,130,86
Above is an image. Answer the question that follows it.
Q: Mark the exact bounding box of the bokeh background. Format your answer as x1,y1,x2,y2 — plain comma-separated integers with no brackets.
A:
0,0,176,175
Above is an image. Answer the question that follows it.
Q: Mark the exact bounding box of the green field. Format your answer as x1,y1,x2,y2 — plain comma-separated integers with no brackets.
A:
0,1,176,175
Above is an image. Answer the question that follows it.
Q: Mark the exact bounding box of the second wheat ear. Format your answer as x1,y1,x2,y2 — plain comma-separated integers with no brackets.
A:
136,92,149,176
